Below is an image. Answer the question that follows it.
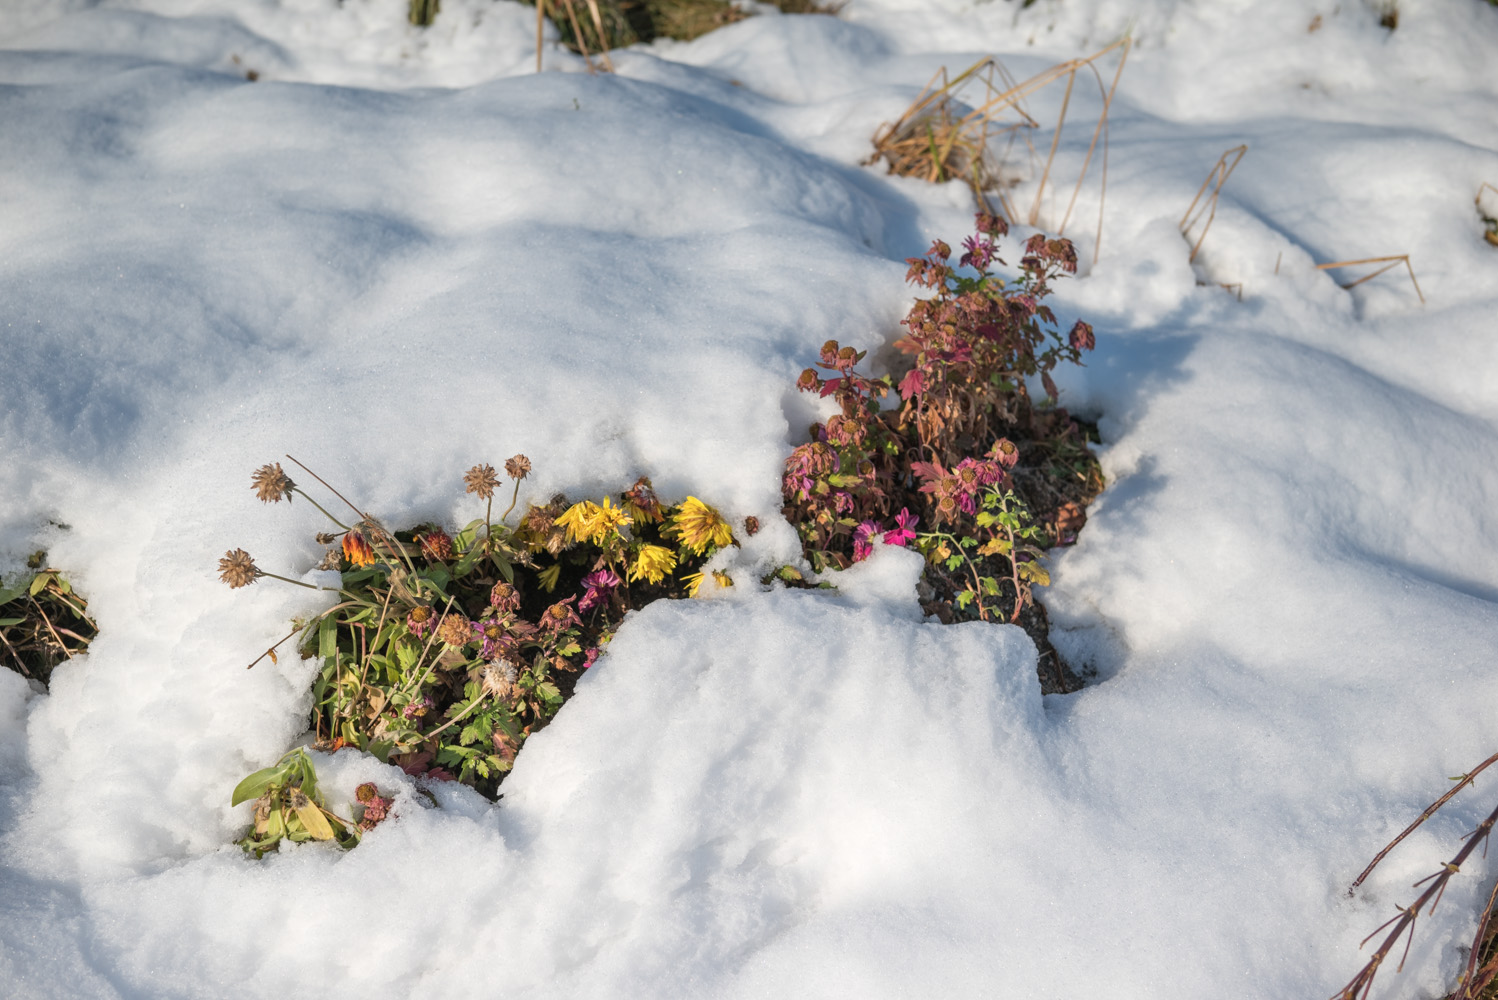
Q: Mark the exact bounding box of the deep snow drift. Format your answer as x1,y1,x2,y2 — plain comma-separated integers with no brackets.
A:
2,1,1498,997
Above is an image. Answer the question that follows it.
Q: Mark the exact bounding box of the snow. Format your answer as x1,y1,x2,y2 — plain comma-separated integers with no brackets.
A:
2,0,1498,997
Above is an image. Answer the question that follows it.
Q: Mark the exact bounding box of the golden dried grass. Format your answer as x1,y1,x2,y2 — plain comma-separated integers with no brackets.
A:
1179,144,1248,263
1315,255,1425,304
868,38,1131,264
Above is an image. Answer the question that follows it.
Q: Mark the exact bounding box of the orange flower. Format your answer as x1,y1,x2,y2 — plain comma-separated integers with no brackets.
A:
341,531,376,568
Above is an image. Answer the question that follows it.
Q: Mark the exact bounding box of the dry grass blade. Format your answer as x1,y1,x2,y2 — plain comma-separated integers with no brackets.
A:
1179,144,1248,263
558,0,601,73
583,0,616,71
1315,255,1425,304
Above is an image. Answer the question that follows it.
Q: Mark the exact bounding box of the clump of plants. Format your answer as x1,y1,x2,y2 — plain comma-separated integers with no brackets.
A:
780,213,1102,689
221,456,738,812
533,0,839,58
231,747,395,857
0,550,97,688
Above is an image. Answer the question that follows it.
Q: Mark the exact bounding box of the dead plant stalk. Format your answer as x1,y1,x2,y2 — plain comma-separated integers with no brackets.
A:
1180,144,1248,263
1315,255,1425,304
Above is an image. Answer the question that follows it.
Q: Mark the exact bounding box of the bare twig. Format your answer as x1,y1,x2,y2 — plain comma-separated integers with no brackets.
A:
1351,752,1498,891
1179,145,1248,263
1333,798,1498,1000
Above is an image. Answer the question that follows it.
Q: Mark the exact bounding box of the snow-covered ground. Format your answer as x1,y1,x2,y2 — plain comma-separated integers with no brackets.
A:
2,0,1497,996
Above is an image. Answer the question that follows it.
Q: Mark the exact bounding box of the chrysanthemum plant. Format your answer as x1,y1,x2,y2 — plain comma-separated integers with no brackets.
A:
782,214,1102,650
221,456,737,826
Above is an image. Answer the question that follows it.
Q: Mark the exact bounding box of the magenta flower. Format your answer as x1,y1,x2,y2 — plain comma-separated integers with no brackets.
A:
960,234,996,270
579,568,621,612
853,520,880,562
583,647,601,669
884,508,919,547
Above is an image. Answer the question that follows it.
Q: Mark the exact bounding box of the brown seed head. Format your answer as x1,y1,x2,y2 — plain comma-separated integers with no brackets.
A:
505,454,532,481
464,464,500,500
251,463,295,503
218,548,259,588
437,613,472,648
419,529,454,561
744,515,760,537
481,661,518,700
355,782,379,803
288,787,310,810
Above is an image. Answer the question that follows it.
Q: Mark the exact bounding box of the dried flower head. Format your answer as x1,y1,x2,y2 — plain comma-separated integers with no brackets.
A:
437,613,473,648
743,515,760,537
505,454,532,480
251,463,296,503
315,532,339,545
622,477,664,523
489,582,521,614
464,464,500,500
288,787,311,810
407,605,435,638
540,597,582,634
341,531,376,568
419,529,454,561
218,548,260,588
481,661,519,700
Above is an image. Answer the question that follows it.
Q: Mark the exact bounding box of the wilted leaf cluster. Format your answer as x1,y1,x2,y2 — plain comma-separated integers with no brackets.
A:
0,551,96,688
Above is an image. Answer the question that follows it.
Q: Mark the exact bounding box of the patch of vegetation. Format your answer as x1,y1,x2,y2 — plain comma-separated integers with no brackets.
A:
220,456,737,805
0,550,96,688
781,214,1102,691
223,213,1104,853
232,747,395,857
532,0,839,56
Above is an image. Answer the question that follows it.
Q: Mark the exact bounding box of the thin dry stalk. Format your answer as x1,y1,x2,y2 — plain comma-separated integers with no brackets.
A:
582,0,616,72
1179,144,1248,263
558,0,600,74
1315,255,1425,304
536,0,546,71
1455,875,1498,999
1333,798,1498,1000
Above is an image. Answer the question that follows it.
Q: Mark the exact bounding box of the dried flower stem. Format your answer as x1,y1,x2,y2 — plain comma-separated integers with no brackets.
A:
284,455,366,523
397,595,458,701
26,594,71,659
245,624,303,670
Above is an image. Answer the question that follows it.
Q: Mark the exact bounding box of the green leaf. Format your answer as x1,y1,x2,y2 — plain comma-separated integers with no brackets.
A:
459,722,486,746
944,555,963,572
29,573,52,597
396,642,418,671
318,616,337,665
453,545,484,578
231,766,284,807
955,590,975,609
490,553,515,584
0,617,24,628
536,681,562,711
981,576,1001,596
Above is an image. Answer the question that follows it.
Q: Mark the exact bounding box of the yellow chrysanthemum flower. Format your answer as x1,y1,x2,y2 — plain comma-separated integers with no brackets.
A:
668,497,733,555
683,569,734,598
682,571,705,598
556,496,632,545
629,544,677,584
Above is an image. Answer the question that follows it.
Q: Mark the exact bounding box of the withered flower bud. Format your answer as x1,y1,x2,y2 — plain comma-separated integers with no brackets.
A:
355,782,379,803
464,464,500,500
250,463,295,503
481,662,518,700
743,515,760,537
315,532,338,545
489,582,521,613
797,368,820,392
288,787,310,810
505,454,532,481
218,548,259,589
419,529,454,561
436,613,472,648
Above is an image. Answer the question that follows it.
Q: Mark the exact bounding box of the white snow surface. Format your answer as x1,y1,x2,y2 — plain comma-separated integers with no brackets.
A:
2,0,1498,997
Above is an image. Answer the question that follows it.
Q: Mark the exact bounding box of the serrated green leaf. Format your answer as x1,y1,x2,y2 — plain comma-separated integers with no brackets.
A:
396,642,418,671
955,590,975,609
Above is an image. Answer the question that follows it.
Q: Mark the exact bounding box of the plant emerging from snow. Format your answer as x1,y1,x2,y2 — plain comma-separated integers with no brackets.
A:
222,457,737,809
781,214,1101,629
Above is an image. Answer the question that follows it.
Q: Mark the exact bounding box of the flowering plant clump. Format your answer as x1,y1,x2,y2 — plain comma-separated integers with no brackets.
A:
781,215,1104,688
0,550,96,688
220,456,737,818
231,748,362,857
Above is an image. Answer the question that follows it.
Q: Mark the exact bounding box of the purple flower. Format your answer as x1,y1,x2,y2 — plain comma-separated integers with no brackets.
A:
884,508,919,547
853,520,880,562
472,619,514,660
579,568,621,612
583,647,601,669
961,234,996,270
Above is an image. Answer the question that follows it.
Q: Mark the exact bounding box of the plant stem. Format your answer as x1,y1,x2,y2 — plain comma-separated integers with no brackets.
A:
422,690,492,743
258,571,335,591
285,455,367,521
289,488,350,531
